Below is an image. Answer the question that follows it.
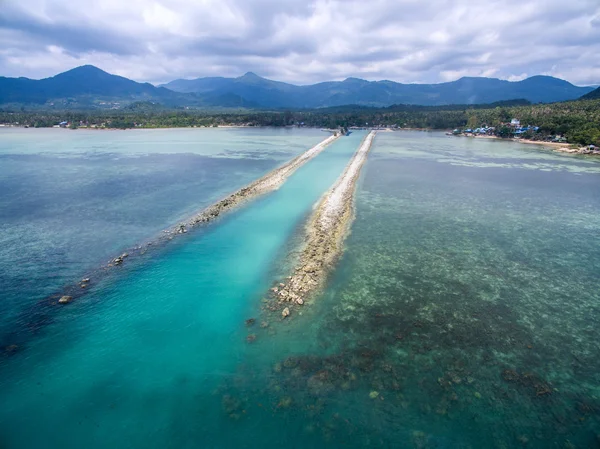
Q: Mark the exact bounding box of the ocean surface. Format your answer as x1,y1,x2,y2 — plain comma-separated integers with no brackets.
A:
0,127,325,342
1,130,600,448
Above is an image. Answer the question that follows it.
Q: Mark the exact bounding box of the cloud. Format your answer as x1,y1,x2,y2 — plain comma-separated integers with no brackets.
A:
0,0,599,86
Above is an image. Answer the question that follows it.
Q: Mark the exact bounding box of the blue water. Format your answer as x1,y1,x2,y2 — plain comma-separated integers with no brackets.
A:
267,132,600,448
3,129,600,448
0,127,325,342
0,130,366,448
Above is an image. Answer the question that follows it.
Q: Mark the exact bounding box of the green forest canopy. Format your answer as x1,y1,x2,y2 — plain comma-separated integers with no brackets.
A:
2,98,600,146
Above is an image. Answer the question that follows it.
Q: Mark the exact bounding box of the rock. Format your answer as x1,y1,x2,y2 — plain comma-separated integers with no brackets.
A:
58,295,73,304
369,391,379,399
277,396,293,408
283,357,298,369
81,278,90,283
282,307,290,318
307,371,334,397
5,344,19,354
245,318,256,327
296,298,304,305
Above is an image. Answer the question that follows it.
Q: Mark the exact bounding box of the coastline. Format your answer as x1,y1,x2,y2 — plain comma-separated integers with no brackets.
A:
459,134,574,149
271,131,376,313
509,138,570,149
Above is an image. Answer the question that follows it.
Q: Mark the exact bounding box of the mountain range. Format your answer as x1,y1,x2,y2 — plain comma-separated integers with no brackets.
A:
0,65,596,109
161,72,595,108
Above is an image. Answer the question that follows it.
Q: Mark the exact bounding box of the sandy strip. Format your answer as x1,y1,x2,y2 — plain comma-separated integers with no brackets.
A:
273,131,376,310
466,135,570,148
511,139,570,149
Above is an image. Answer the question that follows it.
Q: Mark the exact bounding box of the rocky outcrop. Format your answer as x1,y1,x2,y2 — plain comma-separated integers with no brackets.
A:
58,295,73,304
555,146,600,155
273,131,376,307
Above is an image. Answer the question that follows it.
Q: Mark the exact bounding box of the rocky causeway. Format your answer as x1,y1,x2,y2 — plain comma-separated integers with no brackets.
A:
274,131,376,312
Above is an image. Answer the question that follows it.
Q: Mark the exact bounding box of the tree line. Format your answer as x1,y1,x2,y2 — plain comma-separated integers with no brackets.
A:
2,98,599,146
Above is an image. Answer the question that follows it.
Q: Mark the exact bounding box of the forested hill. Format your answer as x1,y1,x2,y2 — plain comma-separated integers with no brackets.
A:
0,65,595,109
581,86,600,100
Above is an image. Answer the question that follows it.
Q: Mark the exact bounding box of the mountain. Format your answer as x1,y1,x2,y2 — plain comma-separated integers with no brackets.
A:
163,73,595,108
580,86,600,100
0,65,192,107
1,65,595,109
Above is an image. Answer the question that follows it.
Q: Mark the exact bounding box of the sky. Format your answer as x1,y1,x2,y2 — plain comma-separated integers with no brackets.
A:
1,0,599,86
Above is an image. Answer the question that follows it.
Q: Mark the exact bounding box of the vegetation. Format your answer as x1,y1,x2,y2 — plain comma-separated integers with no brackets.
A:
2,98,600,146
581,86,600,100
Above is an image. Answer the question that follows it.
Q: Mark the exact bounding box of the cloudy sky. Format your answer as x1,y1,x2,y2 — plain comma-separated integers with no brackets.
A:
1,0,599,86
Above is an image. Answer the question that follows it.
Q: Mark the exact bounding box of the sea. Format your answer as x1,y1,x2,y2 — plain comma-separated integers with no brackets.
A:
1,128,599,448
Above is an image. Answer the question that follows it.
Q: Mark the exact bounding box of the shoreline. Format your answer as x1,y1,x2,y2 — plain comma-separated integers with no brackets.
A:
1,133,341,352
458,134,569,148
508,138,570,149
0,125,336,132
271,131,376,313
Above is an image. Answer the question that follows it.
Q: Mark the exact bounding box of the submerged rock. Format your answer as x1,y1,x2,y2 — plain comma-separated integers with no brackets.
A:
277,396,293,408
307,371,334,397
369,390,380,399
4,344,19,354
282,307,290,318
283,357,298,369
58,295,73,304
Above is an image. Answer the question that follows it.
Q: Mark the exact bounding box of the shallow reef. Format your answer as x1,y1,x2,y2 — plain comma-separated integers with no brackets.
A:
220,134,600,448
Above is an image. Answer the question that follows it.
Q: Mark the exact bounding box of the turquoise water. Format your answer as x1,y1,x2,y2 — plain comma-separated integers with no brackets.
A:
0,131,366,448
2,130,600,448
0,127,325,344
266,132,600,448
